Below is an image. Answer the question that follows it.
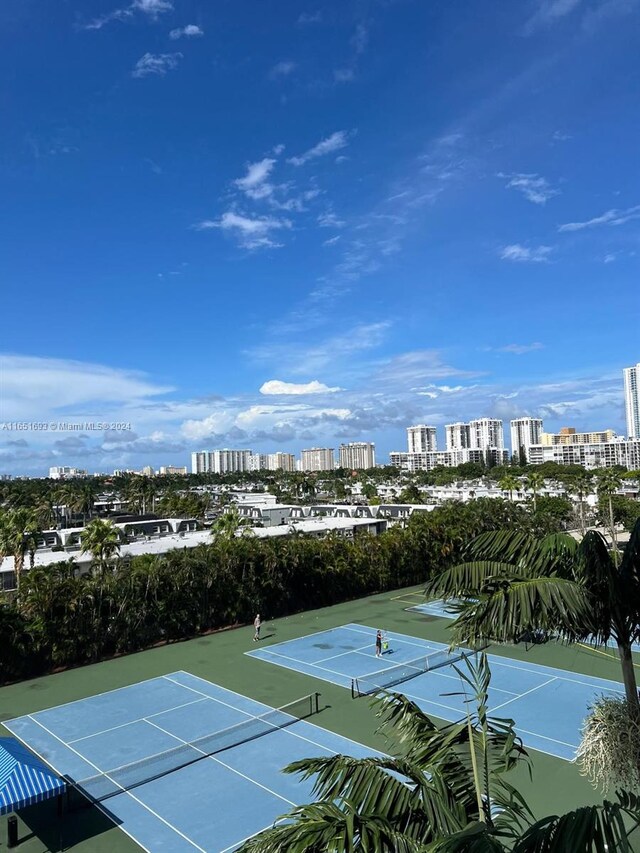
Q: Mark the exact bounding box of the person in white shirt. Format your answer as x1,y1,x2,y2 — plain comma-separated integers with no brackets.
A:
253,613,261,642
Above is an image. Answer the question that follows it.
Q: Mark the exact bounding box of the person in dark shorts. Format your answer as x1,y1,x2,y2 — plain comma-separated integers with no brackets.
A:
253,613,261,641
375,629,383,657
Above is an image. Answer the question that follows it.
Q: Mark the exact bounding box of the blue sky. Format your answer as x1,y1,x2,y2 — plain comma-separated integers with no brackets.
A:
1,0,639,475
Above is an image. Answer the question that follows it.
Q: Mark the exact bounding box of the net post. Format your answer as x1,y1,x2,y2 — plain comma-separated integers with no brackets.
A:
314,692,320,715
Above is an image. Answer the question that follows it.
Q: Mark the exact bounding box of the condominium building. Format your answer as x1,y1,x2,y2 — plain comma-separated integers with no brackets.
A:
140,466,155,477
159,466,188,475
624,363,640,439
540,427,617,446
510,418,543,459
339,442,376,470
469,418,504,450
445,422,472,451
190,449,253,474
300,447,335,472
390,448,509,472
528,439,640,470
48,466,87,480
407,425,437,453
267,452,296,472
248,454,268,472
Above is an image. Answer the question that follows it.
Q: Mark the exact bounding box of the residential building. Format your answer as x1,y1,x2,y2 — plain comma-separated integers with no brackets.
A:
140,466,155,477
407,424,437,453
389,451,409,468
159,466,188,475
267,452,296,472
390,448,509,472
48,466,87,480
445,422,472,451
190,449,253,474
528,439,640,470
510,418,543,459
248,454,268,472
540,427,618,446
300,447,335,472
469,418,504,450
624,363,640,439
338,442,376,470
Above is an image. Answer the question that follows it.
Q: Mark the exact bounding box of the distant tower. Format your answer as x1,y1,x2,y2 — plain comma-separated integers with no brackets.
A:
510,418,543,462
623,363,640,439
407,425,437,453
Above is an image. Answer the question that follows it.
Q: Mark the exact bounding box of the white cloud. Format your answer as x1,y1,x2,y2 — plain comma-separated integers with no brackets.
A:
260,380,343,395
502,173,559,205
194,211,291,249
492,343,545,354
323,235,341,246
297,11,322,25
269,61,297,79
500,244,553,263
317,211,346,228
288,131,351,166
524,0,582,34
169,24,203,39
132,52,182,78
558,204,640,232
82,0,172,30
234,158,276,199
334,68,355,83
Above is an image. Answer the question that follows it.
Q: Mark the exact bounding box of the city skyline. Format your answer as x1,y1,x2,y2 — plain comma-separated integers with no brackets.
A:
1,1,639,476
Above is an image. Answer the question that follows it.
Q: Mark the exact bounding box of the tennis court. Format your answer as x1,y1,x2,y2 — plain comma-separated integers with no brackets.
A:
4,671,378,853
247,623,624,761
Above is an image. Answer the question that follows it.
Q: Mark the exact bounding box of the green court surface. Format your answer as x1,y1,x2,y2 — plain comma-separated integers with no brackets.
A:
1,583,635,852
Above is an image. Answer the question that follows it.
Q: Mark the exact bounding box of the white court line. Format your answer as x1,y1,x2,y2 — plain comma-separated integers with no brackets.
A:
68,697,208,744
144,718,298,808
316,641,373,663
249,623,352,652
490,677,559,713
250,648,352,681
3,675,173,725
173,671,387,757
25,715,206,851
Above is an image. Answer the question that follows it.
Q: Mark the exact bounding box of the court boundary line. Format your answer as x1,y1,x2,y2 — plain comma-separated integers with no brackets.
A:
23,715,206,851
144,718,298,809
490,677,558,713
68,697,208,745
316,641,373,663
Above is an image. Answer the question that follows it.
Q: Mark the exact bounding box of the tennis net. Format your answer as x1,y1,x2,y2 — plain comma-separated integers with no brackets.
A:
352,646,480,697
68,691,320,804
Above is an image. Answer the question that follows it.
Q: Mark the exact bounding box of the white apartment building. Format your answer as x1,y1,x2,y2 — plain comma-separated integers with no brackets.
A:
445,422,472,451
624,363,640,439
339,442,376,470
407,425,437,453
48,466,87,480
528,439,640,470
190,449,253,474
469,418,504,450
248,454,268,472
267,452,296,472
390,448,509,472
510,418,543,459
300,447,335,472
540,427,617,446
159,466,188,475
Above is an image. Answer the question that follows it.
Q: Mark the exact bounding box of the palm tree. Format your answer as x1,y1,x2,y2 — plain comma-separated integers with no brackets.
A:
239,656,639,852
0,508,39,596
425,520,640,713
597,469,623,561
81,518,121,577
211,506,243,542
498,474,520,502
524,471,545,513
572,471,594,535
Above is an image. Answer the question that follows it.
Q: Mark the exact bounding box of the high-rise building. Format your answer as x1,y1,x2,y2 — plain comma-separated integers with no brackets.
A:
267,452,296,472
339,442,376,470
528,439,639,470
407,424,437,453
624,362,640,439
510,418,543,459
159,466,188,475
190,449,252,474
300,447,335,472
48,466,87,479
469,418,504,451
540,427,617,446
445,422,472,451
248,453,268,471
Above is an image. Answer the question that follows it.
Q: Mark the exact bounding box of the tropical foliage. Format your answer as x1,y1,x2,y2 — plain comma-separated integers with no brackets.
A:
578,695,640,793
239,656,640,853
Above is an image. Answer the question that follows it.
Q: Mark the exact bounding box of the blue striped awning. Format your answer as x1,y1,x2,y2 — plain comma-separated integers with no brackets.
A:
0,737,65,815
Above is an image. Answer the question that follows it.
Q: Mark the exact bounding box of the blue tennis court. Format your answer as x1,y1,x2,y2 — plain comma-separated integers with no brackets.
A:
409,600,640,653
5,671,378,853
247,623,625,761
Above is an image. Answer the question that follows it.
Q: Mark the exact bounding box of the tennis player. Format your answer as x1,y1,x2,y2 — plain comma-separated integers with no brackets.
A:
253,613,261,641
375,629,383,657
